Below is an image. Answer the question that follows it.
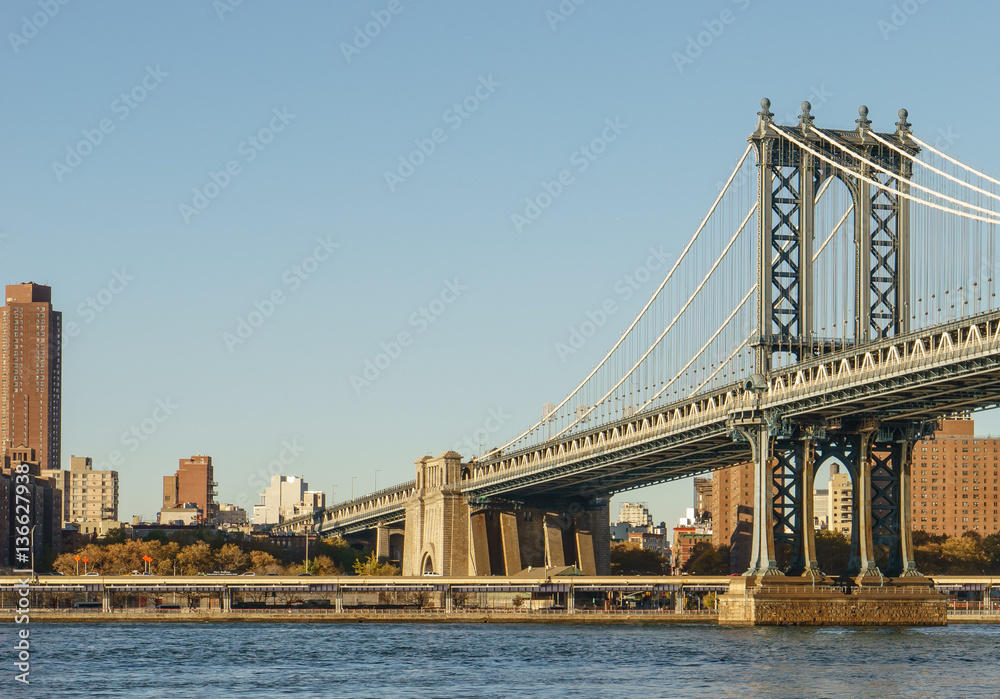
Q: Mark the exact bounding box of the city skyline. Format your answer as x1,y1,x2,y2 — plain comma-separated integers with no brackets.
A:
5,1,1000,526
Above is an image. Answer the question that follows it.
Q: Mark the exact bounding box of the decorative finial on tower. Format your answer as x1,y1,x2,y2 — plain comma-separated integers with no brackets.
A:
856,105,871,131
798,101,814,129
896,108,911,135
758,97,773,124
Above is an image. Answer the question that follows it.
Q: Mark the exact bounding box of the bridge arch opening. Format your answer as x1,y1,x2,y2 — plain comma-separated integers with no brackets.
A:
421,553,434,575
811,172,857,352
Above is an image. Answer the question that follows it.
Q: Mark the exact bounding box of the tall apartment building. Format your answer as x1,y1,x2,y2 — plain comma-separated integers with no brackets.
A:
0,283,61,471
711,461,753,572
912,418,1000,535
693,477,713,522
617,502,653,530
162,455,217,523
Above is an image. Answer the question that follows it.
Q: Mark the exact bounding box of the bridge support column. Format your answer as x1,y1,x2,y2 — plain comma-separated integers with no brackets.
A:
102,587,111,613
739,421,781,577
445,585,453,613
772,435,823,576
499,512,522,575
375,526,390,563
470,512,491,575
897,442,920,576
335,588,343,613
544,514,566,568
850,430,882,581
223,587,231,613
871,424,927,577
797,440,822,576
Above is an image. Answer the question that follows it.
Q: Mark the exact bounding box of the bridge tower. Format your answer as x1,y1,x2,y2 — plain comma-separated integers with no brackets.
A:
739,100,926,582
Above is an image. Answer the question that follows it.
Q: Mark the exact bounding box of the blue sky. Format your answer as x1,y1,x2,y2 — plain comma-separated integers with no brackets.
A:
3,0,999,527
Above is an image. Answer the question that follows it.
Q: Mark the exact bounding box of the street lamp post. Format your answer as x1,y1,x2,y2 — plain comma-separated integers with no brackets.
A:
304,522,310,574
29,526,36,581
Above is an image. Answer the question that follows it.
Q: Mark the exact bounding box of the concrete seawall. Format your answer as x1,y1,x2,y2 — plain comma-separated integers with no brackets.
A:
17,610,718,624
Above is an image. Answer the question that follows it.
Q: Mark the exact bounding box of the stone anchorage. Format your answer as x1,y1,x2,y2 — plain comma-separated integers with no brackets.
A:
718,575,947,627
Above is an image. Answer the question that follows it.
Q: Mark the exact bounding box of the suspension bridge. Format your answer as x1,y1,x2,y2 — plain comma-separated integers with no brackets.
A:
274,99,1000,589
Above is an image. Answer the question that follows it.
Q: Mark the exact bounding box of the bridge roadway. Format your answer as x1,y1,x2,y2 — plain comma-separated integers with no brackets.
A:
273,309,1000,536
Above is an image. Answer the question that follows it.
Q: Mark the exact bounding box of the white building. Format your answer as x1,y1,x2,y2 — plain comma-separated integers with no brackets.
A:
827,464,853,537
618,502,653,531
253,475,325,524
813,488,830,529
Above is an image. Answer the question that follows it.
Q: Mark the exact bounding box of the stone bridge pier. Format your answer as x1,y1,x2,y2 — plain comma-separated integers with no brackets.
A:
401,451,611,576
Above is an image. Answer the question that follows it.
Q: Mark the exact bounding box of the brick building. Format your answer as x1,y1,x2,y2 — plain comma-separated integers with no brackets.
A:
162,455,217,523
671,525,711,574
913,418,1000,535
711,461,753,572
1,283,62,471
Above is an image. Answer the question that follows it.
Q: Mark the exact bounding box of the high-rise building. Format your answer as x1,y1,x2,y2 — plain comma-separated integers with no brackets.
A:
911,418,1000,535
252,475,323,524
693,477,713,522
0,283,61,471
62,455,118,522
162,455,217,523
617,502,653,530
711,461,753,572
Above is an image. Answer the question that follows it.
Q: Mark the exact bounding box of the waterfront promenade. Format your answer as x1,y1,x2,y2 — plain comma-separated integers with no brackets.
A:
3,574,996,624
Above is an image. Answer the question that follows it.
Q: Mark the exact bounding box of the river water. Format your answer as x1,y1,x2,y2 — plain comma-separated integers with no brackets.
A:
4,622,1000,697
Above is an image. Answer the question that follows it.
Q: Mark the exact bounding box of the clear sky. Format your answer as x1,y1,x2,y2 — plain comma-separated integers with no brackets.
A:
3,0,1000,527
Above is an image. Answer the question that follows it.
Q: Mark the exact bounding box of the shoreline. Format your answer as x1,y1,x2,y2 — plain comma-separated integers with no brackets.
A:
10,610,718,624
8,611,998,624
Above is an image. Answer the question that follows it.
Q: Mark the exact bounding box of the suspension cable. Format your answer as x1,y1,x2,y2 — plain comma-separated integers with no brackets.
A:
807,125,1000,221
551,204,757,440
867,130,1000,206
774,125,1000,225
635,286,755,413
491,144,754,455
910,133,1000,190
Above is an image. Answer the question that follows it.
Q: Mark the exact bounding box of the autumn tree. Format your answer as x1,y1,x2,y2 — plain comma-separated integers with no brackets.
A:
610,541,670,575
215,543,249,573
684,543,731,575
250,550,284,575
312,555,340,575
353,552,400,576
175,541,214,574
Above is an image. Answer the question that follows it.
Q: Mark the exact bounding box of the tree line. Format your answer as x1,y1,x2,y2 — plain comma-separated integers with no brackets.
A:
49,528,400,576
